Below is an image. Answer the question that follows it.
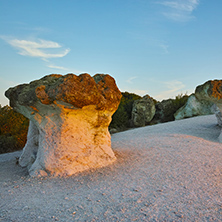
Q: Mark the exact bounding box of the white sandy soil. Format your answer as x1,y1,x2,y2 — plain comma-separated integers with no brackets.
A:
0,114,222,221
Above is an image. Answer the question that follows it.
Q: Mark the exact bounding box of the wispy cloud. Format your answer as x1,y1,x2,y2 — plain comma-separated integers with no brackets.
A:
159,43,169,54
160,0,199,11
47,64,69,71
1,36,71,71
158,0,200,22
126,76,138,84
1,37,70,60
47,64,85,74
155,80,186,100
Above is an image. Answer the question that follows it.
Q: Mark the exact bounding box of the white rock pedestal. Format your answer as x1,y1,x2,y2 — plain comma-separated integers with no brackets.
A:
20,104,116,177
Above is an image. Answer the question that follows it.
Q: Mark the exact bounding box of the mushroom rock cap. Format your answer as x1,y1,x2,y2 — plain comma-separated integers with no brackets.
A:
5,73,122,112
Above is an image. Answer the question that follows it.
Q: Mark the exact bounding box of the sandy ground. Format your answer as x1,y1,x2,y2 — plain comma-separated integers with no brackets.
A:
0,114,222,222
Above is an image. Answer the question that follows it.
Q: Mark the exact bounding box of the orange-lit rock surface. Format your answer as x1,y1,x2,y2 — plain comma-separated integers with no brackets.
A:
195,80,222,141
195,80,222,103
5,73,122,176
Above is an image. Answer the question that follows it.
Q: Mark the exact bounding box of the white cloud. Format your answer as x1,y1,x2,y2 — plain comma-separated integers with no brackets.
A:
1,37,70,60
160,0,199,12
155,80,186,100
159,44,169,54
1,36,71,72
162,12,195,22
126,76,138,84
47,64,85,74
47,64,69,71
158,0,200,21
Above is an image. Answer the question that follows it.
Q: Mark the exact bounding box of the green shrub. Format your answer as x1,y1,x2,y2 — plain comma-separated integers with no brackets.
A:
172,93,189,111
152,93,189,123
0,105,29,154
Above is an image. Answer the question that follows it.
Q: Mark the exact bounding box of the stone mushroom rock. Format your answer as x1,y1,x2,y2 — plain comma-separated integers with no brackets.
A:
195,80,222,142
174,94,215,120
5,73,122,177
131,95,156,127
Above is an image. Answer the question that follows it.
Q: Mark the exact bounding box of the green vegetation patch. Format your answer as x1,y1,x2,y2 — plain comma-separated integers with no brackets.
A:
0,105,29,154
109,92,142,130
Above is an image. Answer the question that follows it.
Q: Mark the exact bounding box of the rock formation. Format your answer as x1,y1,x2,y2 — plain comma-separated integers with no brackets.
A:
213,104,222,127
5,73,122,176
131,95,155,127
174,94,215,120
195,80,222,142
152,99,176,124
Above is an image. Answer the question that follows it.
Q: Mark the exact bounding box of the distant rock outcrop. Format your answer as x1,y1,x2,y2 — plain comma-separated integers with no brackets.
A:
151,99,178,124
174,94,215,120
195,80,222,142
5,73,122,176
195,80,222,103
131,95,155,127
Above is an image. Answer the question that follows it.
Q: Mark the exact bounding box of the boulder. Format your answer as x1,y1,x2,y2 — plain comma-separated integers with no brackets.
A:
152,99,175,123
213,104,222,127
5,73,122,176
195,80,222,141
195,80,222,103
174,94,215,120
131,95,155,127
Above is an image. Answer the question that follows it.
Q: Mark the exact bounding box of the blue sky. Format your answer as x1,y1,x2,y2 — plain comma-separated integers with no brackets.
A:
1,0,222,106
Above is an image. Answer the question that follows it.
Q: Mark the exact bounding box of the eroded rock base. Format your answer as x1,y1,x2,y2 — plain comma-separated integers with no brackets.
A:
19,104,116,177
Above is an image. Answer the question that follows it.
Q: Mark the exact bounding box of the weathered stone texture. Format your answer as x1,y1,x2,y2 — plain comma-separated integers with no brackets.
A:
195,80,222,104
174,94,215,120
152,99,176,124
131,95,156,127
5,73,122,176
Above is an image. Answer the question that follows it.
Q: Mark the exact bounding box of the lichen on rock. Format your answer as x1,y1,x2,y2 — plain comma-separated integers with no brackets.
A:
195,79,222,142
5,73,122,177
195,80,222,104
131,95,156,127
